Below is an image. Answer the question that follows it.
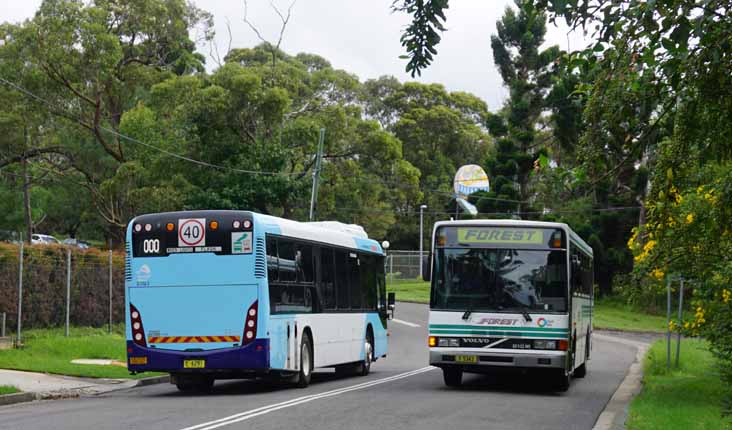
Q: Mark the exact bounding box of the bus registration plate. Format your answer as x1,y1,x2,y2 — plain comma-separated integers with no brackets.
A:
183,359,205,369
455,355,477,364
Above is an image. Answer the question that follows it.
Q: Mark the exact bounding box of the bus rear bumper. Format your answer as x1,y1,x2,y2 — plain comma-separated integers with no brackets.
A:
429,348,566,370
126,339,270,374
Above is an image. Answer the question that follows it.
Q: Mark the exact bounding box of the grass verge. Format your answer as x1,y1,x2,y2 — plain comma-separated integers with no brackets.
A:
0,326,160,379
387,281,669,333
0,385,20,395
627,339,732,430
593,297,668,333
387,280,431,303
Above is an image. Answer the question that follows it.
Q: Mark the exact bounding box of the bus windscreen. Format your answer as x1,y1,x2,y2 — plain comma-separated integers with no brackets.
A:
431,247,568,313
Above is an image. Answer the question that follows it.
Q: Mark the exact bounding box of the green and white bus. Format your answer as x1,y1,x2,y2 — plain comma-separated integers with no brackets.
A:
425,220,593,391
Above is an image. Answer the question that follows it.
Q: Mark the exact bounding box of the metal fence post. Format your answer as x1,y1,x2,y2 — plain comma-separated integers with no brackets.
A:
2,312,6,337
666,276,672,370
66,248,71,337
17,237,24,345
675,279,684,368
389,254,393,282
108,246,113,333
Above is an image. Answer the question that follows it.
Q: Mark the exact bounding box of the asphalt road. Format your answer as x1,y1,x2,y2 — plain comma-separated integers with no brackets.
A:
0,303,637,430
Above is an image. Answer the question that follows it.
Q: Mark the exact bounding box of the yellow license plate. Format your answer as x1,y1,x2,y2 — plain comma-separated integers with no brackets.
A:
455,355,478,363
129,356,147,365
183,359,205,369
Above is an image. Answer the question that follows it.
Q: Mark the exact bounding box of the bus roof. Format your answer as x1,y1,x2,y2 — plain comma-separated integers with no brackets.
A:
254,213,384,255
432,219,593,257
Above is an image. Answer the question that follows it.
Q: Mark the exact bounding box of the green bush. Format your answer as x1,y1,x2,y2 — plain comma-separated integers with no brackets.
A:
0,243,126,329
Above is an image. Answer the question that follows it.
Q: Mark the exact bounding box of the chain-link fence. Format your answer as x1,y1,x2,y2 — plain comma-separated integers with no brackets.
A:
0,242,125,342
385,250,424,281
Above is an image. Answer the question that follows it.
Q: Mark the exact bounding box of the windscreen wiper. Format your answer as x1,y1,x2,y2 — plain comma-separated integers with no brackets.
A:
462,307,473,320
520,307,532,322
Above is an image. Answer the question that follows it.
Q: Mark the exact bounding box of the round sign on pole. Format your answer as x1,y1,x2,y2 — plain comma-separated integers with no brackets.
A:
454,165,490,199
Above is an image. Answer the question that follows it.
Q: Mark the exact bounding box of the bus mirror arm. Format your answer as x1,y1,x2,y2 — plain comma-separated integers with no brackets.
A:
387,292,396,319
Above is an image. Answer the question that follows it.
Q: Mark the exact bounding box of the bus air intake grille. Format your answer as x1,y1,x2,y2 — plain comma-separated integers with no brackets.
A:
125,241,132,281
254,237,266,278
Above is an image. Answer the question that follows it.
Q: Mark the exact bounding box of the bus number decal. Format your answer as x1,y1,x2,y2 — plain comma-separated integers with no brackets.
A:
178,218,206,247
143,239,160,254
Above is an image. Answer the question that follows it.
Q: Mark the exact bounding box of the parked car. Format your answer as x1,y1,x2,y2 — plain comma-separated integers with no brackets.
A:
62,238,90,249
31,234,61,245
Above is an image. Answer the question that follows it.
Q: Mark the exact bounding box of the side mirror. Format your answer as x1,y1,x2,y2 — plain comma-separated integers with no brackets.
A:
387,292,396,319
421,253,431,282
571,255,581,267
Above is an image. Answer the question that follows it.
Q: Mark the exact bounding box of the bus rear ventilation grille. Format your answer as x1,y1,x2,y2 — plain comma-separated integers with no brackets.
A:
254,237,266,278
125,241,132,281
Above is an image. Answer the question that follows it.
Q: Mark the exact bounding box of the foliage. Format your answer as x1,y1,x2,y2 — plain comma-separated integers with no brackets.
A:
391,0,450,77
0,386,20,395
628,339,732,430
0,242,125,329
480,1,559,214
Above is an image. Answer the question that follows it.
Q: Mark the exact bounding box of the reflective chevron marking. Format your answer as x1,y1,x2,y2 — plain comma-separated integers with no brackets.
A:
147,335,240,343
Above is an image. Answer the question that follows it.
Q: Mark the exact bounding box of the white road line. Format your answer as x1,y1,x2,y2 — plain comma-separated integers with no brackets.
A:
391,318,421,328
180,366,435,430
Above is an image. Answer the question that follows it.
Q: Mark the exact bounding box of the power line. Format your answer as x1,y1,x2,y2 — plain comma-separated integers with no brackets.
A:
0,76,306,178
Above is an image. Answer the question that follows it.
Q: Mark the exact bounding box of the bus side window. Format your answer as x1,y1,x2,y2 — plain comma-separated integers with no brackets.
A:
320,248,337,310
266,236,278,281
335,250,350,310
349,253,362,310
360,254,377,310
571,249,582,295
278,240,297,283
296,243,314,284
377,256,386,312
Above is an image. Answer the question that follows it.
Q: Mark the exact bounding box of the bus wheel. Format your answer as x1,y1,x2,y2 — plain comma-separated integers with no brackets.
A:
175,376,214,393
443,367,462,387
554,369,570,392
294,333,313,388
356,332,374,376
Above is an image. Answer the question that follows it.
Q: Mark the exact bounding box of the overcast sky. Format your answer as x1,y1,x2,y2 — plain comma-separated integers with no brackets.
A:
3,0,589,111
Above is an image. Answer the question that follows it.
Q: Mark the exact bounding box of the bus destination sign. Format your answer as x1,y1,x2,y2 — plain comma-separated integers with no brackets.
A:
457,228,544,245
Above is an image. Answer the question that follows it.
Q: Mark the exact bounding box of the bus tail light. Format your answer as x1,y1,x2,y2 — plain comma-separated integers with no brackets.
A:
558,339,569,351
130,304,147,347
428,336,438,347
243,301,258,345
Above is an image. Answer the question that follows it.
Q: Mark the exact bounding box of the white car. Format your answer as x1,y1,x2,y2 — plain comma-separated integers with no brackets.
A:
31,234,61,245
62,238,90,249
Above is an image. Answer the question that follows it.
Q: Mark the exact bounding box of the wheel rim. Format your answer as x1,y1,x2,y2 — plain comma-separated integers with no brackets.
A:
364,340,373,369
302,343,311,377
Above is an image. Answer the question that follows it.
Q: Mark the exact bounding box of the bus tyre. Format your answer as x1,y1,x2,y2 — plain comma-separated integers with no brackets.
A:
294,333,313,388
443,367,462,387
175,376,214,393
356,332,374,376
554,370,570,392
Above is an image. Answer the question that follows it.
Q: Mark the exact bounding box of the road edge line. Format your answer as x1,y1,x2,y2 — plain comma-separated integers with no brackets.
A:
591,333,650,430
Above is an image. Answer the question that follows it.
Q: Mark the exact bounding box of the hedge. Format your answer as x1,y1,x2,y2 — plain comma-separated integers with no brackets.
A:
0,243,126,331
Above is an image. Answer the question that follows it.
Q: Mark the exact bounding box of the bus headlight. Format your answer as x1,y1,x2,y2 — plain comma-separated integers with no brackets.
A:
428,336,438,347
534,340,557,350
437,338,459,347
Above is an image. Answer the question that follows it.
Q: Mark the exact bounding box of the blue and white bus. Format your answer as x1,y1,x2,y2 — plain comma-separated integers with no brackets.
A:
125,210,390,391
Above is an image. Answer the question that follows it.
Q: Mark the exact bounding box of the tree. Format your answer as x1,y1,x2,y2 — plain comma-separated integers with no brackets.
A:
1,0,213,240
480,1,560,214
